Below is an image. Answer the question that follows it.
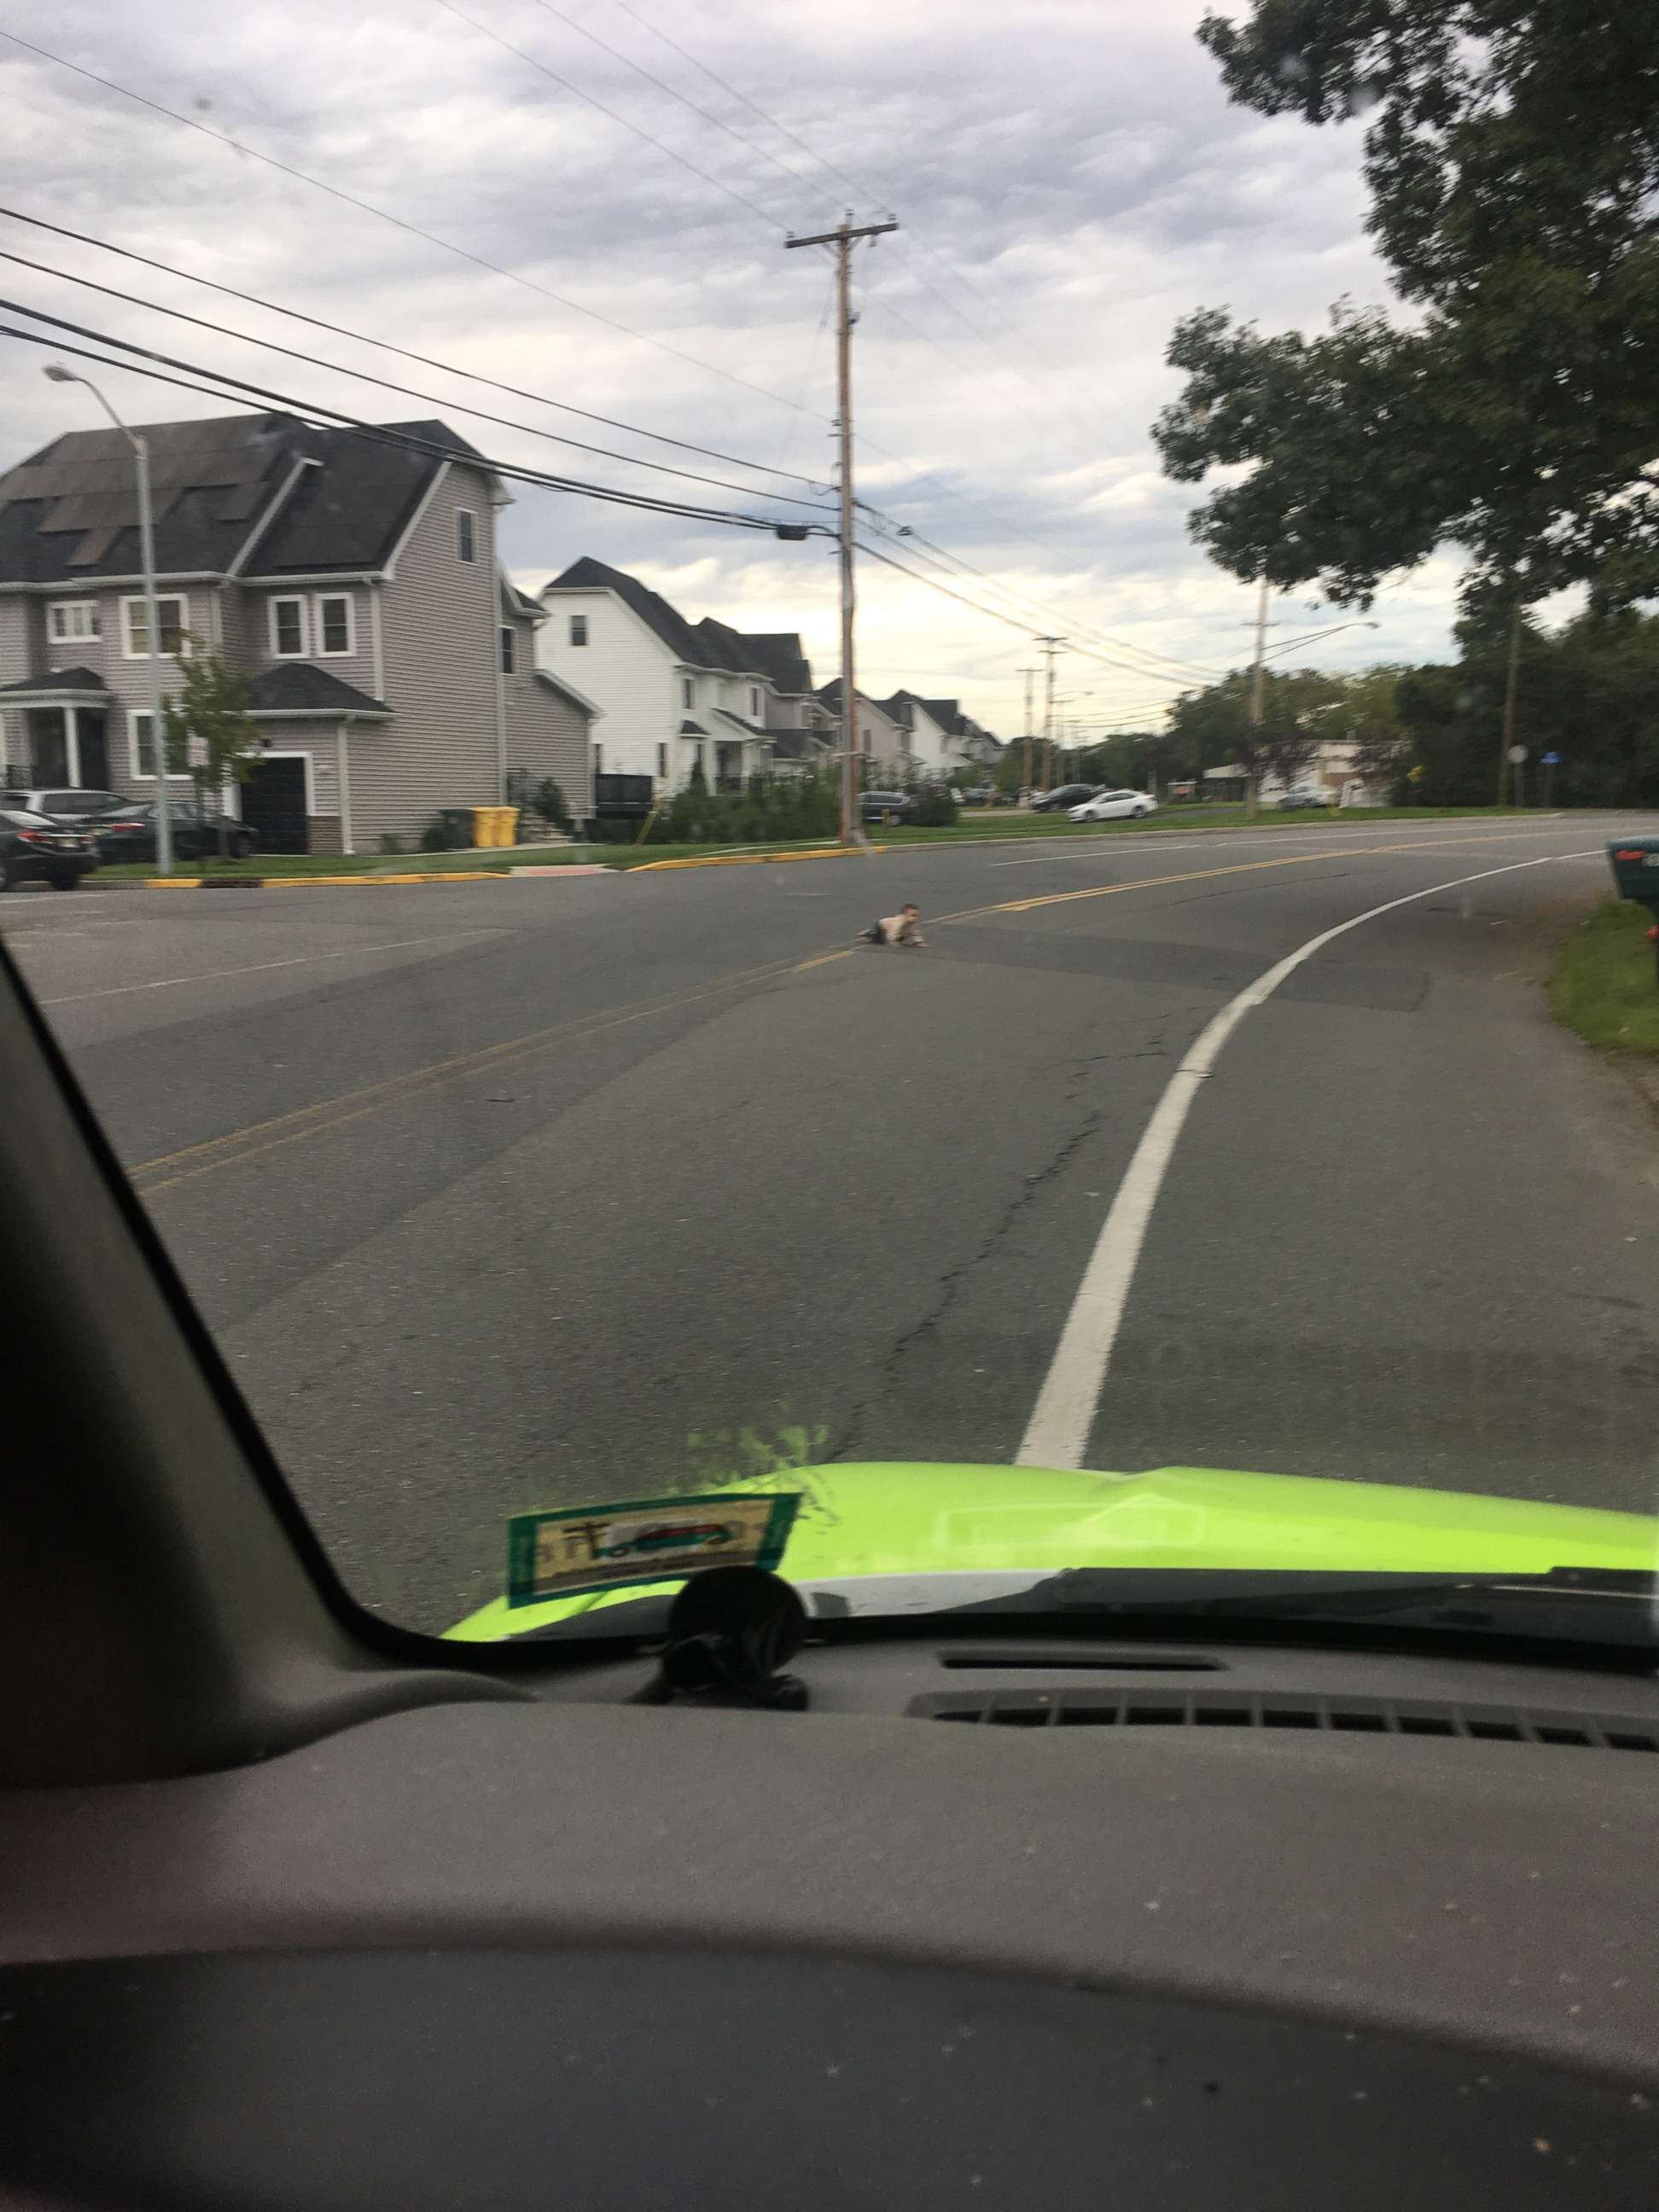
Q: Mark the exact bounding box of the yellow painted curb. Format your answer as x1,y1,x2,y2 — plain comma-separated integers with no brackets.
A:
141,870,513,888
629,844,882,873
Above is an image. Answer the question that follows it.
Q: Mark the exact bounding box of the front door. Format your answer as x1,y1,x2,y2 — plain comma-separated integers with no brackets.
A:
76,710,109,789
242,755,310,854
26,709,67,785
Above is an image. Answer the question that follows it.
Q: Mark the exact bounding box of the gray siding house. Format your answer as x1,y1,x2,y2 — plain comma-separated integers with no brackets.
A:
0,411,594,852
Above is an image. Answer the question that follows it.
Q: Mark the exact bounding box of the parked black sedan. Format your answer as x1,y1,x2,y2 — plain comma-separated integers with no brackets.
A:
1028,783,1101,812
859,789,917,824
0,806,99,891
93,802,259,864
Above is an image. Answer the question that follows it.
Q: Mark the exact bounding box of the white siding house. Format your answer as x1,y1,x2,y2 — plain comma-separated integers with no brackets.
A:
537,560,829,798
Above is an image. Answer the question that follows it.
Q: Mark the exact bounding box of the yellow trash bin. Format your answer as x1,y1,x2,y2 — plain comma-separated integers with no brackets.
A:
498,806,520,847
469,807,493,849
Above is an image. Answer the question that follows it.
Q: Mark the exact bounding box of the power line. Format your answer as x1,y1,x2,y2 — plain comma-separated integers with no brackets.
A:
528,0,841,217
854,537,1212,708
0,306,794,531
431,0,783,230
0,204,1220,684
0,206,828,489
0,26,823,420
606,0,1121,452
0,247,832,514
861,516,1225,683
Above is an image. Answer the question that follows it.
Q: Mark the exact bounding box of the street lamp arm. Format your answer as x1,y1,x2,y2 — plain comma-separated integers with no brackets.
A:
43,364,142,455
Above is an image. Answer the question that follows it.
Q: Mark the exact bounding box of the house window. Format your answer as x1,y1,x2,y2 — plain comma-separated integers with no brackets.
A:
315,594,353,656
48,601,99,643
128,708,189,781
570,614,588,646
456,509,476,562
656,742,667,780
682,677,695,708
270,597,307,658
593,742,603,777
121,595,186,659
749,686,760,718
500,625,515,675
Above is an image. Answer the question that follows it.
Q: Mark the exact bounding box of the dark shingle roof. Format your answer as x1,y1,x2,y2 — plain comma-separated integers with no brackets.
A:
0,410,489,586
246,664,389,715
548,558,719,668
0,664,107,696
737,632,812,695
678,719,709,736
543,562,808,689
765,727,830,761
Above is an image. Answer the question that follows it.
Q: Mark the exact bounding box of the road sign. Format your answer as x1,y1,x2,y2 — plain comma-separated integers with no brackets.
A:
1507,744,1528,765
1541,750,1561,766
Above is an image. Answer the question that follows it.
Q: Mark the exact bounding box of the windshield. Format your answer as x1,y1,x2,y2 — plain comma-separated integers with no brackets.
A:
1,0,1656,1646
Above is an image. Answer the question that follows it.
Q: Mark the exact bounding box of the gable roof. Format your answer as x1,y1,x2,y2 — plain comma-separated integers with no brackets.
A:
0,410,489,587
0,664,106,697
246,663,389,716
542,561,813,690
736,632,812,696
545,557,718,668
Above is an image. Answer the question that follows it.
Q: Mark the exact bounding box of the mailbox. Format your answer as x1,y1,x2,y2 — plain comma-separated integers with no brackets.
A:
1607,839,1659,910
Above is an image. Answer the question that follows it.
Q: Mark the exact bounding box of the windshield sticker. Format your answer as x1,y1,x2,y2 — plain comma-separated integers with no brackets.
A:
506,1492,801,1607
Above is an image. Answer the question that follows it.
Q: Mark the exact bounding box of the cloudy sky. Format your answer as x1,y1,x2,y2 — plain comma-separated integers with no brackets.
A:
0,0,1470,738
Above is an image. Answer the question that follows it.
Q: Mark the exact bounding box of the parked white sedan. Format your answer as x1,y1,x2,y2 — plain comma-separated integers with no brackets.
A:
1068,788,1158,823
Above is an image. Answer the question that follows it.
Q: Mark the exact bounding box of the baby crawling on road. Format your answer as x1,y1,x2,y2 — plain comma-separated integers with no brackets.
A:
860,903,927,947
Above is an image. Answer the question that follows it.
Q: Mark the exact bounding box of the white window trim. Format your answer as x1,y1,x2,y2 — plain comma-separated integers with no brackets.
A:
255,748,317,818
656,742,668,780
269,595,309,658
120,593,188,661
682,677,696,708
126,706,191,782
47,599,100,643
455,507,477,562
499,624,515,676
311,592,355,659
749,687,760,717
569,613,588,646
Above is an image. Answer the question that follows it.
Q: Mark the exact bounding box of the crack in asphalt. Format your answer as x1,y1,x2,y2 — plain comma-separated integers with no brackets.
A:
830,1077,1104,1461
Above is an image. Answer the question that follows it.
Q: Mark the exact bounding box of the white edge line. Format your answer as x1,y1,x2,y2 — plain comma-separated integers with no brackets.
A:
1014,847,1603,1471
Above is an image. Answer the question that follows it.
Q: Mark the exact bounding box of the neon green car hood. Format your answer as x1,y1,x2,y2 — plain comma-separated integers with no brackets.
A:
446,1461,1659,1642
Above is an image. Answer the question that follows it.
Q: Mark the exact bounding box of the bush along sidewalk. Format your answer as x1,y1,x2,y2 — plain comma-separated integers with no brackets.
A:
1551,899,1659,1055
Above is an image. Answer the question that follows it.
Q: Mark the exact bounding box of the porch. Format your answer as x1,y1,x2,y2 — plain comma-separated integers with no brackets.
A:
0,670,117,791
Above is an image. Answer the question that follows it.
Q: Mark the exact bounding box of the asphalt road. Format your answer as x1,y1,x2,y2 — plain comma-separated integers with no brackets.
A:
5,814,1657,1633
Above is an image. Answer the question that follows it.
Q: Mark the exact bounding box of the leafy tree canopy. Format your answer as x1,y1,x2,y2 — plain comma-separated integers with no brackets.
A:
1156,2,1659,614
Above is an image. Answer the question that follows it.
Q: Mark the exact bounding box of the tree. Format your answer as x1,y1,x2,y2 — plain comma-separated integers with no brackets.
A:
160,640,261,859
1168,667,1339,809
1155,3,1659,616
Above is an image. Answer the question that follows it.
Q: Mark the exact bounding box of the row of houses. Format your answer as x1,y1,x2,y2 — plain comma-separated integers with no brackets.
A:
0,409,999,854
535,556,1000,799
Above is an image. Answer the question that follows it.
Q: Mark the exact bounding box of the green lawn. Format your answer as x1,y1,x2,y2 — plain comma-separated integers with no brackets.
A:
1551,899,1659,1055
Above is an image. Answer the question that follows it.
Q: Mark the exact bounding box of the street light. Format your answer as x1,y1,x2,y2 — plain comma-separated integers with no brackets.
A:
42,365,173,874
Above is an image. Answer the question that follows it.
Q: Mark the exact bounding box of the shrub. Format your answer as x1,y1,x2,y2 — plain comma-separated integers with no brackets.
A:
910,785,958,828
377,832,405,856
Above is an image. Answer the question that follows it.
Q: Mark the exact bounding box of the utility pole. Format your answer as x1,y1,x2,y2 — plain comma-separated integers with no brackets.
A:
1499,600,1523,809
1248,573,1270,821
786,212,898,844
1037,637,1063,792
1019,665,1038,798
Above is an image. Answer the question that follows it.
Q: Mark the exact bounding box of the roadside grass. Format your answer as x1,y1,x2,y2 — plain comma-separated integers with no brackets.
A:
1551,899,1659,1055
86,804,1537,883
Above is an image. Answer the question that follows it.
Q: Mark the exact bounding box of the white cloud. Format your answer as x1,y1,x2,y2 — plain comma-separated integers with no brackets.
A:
0,0,1464,740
